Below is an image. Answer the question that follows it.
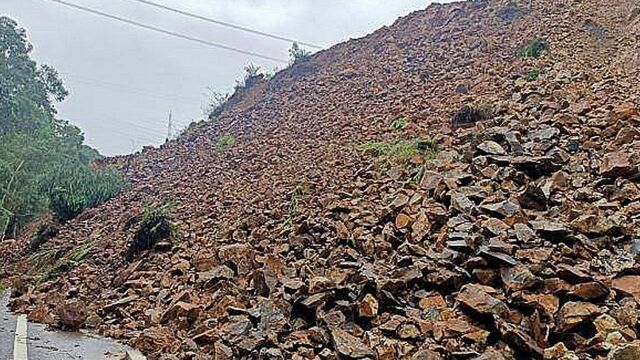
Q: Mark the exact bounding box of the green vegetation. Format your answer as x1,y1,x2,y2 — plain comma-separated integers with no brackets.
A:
358,139,438,162
45,166,128,221
0,280,5,294
127,202,176,259
527,68,540,81
289,42,311,64
30,243,93,284
213,133,236,153
517,38,549,58
205,91,231,120
0,17,127,239
390,117,409,129
279,185,306,235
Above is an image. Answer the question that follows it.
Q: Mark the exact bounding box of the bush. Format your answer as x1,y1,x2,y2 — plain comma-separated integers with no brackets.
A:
289,42,311,64
390,117,409,129
358,139,438,162
527,68,540,81
517,38,549,58
127,202,176,259
213,133,236,153
205,91,231,120
45,166,128,221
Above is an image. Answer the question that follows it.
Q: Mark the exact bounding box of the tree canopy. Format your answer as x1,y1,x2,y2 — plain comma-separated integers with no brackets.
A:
0,16,125,239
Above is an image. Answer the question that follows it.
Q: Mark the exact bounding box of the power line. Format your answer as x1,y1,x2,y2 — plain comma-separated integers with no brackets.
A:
47,0,288,64
127,0,323,49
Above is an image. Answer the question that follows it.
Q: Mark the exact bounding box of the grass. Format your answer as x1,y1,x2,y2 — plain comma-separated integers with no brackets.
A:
45,166,128,221
527,68,540,81
31,243,93,284
127,202,177,260
390,117,408,129
358,139,438,162
0,281,5,294
278,185,306,235
213,133,236,153
517,38,549,58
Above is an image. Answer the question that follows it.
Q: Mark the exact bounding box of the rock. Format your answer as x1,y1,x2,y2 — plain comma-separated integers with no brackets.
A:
358,293,379,318
480,200,521,218
612,276,640,302
481,218,510,236
556,301,600,332
56,299,87,331
514,223,536,243
397,323,421,340
544,342,571,360
477,141,507,155
518,293,560,317
395,213,412,229
457,283,509,318
600,152,637,178
530,220,572,240
218,243,255,275
160,301,201,324
479,246,519,266
495,319,544,358
331,329,375,359
570,282,609,300
518,184,548,211
450,191,476,215
594,314,622,336
607,341,640,360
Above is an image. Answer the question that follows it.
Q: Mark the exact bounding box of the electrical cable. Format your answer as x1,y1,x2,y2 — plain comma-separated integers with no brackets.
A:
48,0,288,63
127,0,323,49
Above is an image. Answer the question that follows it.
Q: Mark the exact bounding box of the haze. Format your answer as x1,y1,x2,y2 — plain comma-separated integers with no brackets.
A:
2,0,444,156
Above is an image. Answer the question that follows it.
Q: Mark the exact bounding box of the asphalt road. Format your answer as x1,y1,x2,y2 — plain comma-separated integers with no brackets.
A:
0,289,141,360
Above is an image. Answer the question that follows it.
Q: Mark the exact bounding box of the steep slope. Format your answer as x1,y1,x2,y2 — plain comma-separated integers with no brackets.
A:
2,0,640,359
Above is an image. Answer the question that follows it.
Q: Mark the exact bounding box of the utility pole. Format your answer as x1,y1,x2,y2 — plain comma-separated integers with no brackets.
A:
167,111,173,141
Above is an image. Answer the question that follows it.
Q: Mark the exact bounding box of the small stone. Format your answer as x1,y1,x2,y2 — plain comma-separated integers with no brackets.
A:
457,283,509,318
358,294,378,318
556,301,600,332
450,191,476,215
478,141,507,155
395,213,412,229
331,329,375,359
480,200,521,218
612,276,640,302
160,301,201,324
513,223,536,243
544,342,570,360
56,299,87,331
607,341,640,360
482,218,510,236
600,152,637,178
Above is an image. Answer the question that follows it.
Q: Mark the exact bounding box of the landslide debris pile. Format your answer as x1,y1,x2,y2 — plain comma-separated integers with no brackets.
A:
3,0,640,359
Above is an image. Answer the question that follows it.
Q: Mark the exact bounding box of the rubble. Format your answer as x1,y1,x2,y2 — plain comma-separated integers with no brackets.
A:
2,0,640,358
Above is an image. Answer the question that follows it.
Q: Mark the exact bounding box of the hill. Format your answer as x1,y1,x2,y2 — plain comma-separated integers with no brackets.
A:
2,0,640,359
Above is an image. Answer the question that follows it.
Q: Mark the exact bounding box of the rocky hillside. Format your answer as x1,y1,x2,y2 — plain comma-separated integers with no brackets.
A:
3,0,640,359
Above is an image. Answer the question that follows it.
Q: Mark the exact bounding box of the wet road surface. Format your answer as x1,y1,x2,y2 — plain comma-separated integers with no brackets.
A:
1,289,144,359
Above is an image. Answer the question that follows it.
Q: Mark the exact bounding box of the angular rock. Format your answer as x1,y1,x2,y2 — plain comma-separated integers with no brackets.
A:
612,276,640,302
331,329,375,359
457,283,509,318
477,141,507,155
56,300,87,331
600,152,637,178
556,301,600,332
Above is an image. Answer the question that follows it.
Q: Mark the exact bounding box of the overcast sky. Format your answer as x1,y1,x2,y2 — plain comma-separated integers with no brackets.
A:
3,0,442,155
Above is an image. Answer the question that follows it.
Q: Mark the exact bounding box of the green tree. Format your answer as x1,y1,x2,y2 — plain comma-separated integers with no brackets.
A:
0,16,126,239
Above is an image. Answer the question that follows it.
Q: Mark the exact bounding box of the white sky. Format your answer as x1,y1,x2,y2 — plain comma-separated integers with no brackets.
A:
2,0,444,155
